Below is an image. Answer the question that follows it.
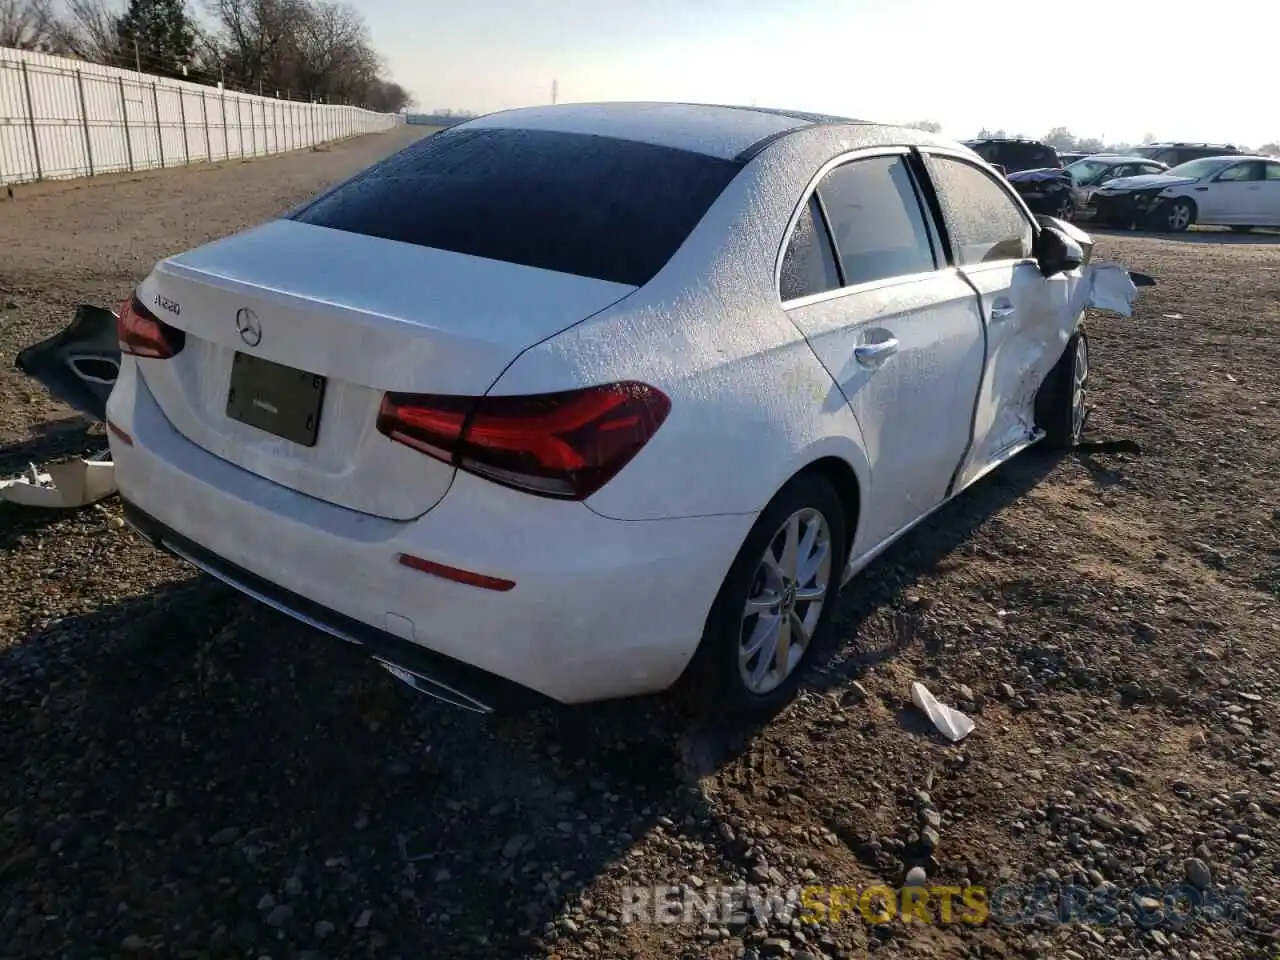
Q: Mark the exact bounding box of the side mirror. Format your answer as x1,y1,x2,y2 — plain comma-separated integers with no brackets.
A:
1034,225,1084,277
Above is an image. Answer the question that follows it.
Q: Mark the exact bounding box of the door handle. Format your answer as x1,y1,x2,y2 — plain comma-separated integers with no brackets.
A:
990,300,1017,322
854,339,899,367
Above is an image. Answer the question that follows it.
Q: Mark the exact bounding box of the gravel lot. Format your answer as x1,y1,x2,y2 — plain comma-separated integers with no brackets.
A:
1,130,1278,960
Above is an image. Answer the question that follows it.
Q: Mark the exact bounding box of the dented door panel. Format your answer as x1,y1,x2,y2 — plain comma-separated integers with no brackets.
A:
952,261,1142,493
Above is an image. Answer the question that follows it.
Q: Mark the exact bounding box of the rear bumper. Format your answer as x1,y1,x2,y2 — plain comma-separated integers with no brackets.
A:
1092,192,1164,227
122,500,546,713
105,357,753,707
1014,189,1069,216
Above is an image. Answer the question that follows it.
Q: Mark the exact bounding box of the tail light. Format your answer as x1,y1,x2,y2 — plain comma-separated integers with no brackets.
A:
376,382,671,500
117,296,185,359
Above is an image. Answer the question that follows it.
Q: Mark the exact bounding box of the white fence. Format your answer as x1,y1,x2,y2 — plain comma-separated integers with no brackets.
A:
0,47,399,186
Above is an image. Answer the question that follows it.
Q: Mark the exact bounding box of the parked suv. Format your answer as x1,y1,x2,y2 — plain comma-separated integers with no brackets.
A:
1131,142,1241,166
962,138,1062,174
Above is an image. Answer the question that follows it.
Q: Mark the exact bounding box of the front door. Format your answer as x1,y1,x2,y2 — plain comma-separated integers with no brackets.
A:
1263,161,1280,225
1201,160,1265,223
920,152,1073,491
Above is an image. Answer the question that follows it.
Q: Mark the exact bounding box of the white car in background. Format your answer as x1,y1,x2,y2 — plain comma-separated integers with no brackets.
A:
17,103,1147,719
1092,155,1280,232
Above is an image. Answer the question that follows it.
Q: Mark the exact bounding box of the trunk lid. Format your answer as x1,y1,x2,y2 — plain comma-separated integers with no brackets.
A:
26,219,636,520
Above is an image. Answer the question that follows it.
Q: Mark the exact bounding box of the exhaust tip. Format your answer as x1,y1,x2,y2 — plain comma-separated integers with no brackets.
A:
373,657,493,714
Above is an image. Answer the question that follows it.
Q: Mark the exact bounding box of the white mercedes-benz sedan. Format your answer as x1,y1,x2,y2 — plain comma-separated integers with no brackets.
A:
18,102,1147,717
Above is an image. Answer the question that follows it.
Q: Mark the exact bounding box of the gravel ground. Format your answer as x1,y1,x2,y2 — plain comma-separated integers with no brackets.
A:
1,132,1278,960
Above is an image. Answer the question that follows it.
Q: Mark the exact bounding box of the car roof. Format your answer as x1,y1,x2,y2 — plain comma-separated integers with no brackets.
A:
964,137,1050,145
455,101,950,162
1080,154,1164,163
1143,141,1238,149
1175,154,1272,163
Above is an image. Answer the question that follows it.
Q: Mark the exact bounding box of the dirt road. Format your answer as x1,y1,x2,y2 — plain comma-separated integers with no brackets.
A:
1,133,1277,960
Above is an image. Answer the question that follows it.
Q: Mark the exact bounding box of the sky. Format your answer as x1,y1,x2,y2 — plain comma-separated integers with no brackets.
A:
358,0,1276,148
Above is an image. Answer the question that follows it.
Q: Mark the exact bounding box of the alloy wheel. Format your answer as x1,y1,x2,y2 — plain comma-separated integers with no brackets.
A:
1071,334,1089,440
738,507,832,695
1167,202,1192,231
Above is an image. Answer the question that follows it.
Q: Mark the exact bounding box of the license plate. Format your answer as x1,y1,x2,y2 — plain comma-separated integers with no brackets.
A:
226,352,326,447
1021,191,1045,199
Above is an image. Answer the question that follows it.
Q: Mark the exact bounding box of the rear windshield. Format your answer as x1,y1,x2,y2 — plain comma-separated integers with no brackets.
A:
289,127,744,287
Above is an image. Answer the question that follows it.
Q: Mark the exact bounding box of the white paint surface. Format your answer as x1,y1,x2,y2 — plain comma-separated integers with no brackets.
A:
136,220,636,520
82,106,1147,705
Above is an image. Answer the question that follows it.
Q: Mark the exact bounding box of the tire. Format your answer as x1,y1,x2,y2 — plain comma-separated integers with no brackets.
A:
1036,326,1089,450
1164,198,1195,232
1054,194,1074,222
676,472,848,719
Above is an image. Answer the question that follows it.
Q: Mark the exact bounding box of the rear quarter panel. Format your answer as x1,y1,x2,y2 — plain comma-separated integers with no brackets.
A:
488,135,877,523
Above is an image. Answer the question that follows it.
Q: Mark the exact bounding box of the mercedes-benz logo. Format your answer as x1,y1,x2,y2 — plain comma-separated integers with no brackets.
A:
235,307,262,347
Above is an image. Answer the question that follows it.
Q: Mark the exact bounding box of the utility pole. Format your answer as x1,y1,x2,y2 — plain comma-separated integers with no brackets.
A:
134,37,141,75
551,79,558,105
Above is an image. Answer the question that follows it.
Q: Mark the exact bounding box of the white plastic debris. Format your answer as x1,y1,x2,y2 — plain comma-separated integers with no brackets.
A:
1083,263,1139,316
911,681,975,743
0,452,116,508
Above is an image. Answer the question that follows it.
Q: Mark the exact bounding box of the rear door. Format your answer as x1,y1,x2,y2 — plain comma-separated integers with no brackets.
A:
780,150,985,547
920,151,1075,490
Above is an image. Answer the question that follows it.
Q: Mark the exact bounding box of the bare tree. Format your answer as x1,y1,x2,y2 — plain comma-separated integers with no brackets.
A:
906,120,941,133
0,0,56,49
48,0,124,62
293,2,370,98
203,0,409,108
15,0,410,111
208,0,308,93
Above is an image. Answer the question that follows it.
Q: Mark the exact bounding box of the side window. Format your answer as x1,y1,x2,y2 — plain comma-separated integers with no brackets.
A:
923,155,1034,266
1216,162,1262,182
1265,162,1280,181
1140,164,1166,176
1034,146,1059,169
1109,165,1134,179
779,197,841,301
815,155,937,286
970,142,998,164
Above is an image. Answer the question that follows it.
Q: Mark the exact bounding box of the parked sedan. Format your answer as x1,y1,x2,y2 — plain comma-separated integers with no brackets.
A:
1093,155,1280,231
1065,155,1169,220
18,104,1146,719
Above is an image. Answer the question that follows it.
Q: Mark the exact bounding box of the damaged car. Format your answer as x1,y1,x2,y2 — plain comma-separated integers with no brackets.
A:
1092,154,1280,232
1064,155,1169,221
16,104,1150,719
1006,166,1076,220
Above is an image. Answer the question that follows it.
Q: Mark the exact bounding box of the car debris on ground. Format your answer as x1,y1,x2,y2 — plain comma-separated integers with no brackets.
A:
0,450,114,508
